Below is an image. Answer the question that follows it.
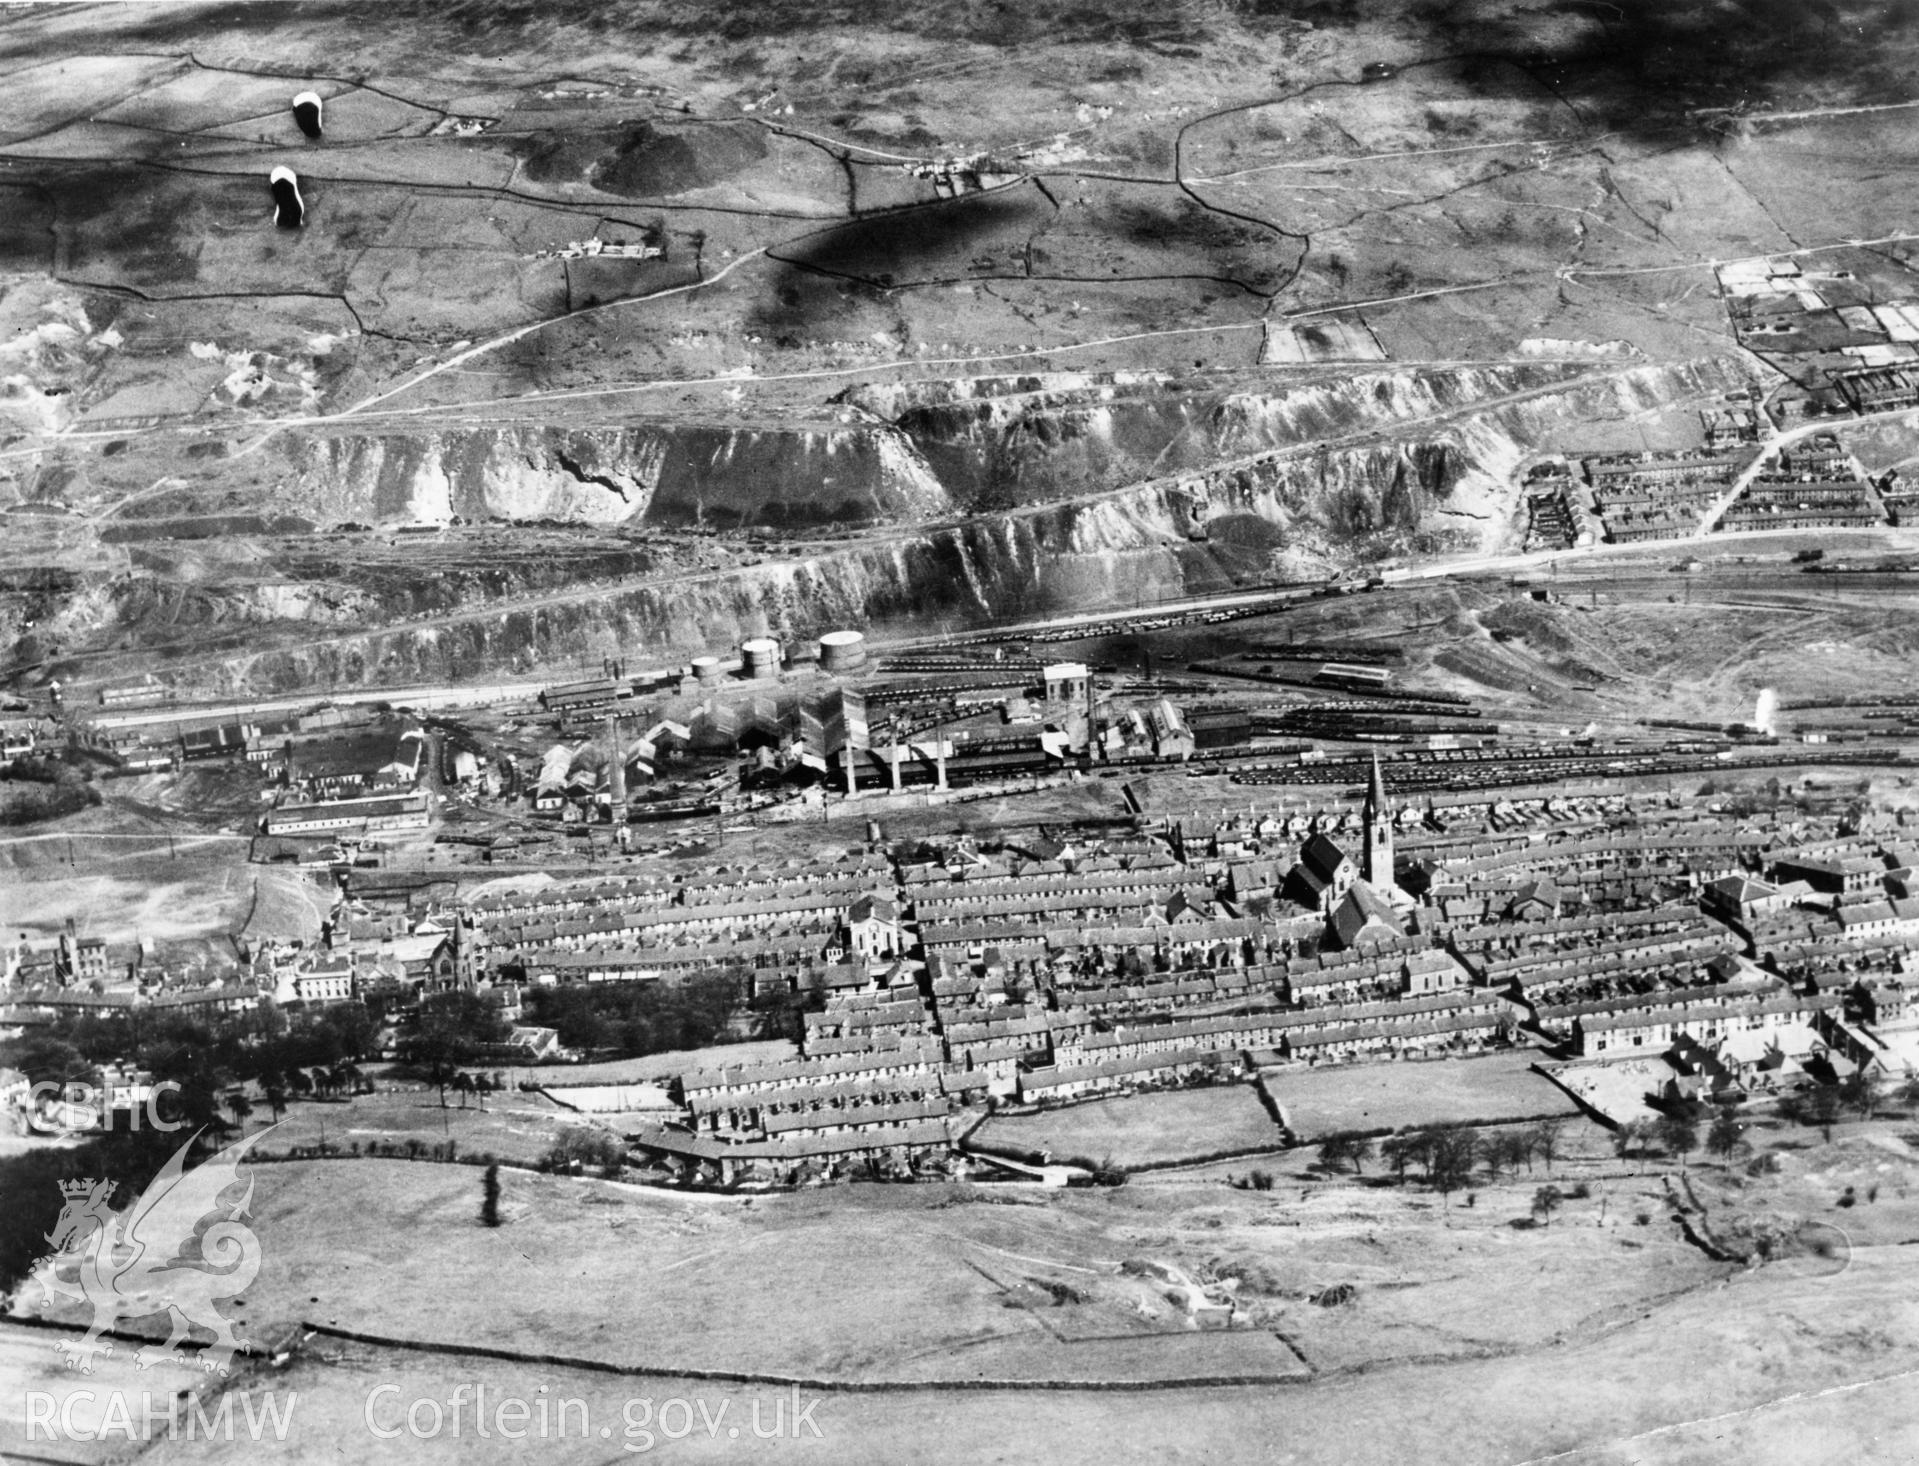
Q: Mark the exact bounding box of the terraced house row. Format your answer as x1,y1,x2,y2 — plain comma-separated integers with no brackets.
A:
420,785,1919,1184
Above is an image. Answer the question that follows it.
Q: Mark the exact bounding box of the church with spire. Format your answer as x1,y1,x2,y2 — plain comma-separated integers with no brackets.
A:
1362,752,1396,893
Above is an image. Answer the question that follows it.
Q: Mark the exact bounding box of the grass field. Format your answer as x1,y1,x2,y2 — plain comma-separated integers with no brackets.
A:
0,850,260,945
245,1088,585,1167
972,1084,1284,1169
0,1320,208,1466
34,1153,1720,1386
193,1163,1140,1381
20,1120,1919,1464
120,1238,1912,1466
1265,1049,1579,1141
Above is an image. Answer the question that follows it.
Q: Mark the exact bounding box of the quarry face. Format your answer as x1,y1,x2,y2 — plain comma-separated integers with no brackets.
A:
12,3,1919,1464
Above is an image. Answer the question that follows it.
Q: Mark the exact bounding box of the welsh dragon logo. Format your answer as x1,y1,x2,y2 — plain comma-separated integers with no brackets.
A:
35,1127,270,1376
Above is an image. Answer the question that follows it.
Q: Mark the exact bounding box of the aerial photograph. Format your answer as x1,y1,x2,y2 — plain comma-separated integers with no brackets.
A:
4,0,1919,1460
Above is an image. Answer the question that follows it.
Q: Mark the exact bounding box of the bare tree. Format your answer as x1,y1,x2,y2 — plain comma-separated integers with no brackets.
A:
1485,1131,1532,1179
1611,1120,1642,1170
1426,1128,1479,1205
1381,1131,1431,1184
1530,1117,1567,1174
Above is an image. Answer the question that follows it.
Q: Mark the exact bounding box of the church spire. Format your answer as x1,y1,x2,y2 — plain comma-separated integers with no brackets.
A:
1363,753,1395,891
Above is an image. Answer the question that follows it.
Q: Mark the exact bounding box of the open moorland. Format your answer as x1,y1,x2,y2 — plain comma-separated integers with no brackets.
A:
14,1114,1919,1463
7,0,1919,692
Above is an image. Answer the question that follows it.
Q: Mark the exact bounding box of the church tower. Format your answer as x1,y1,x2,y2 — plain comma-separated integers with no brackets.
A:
1363,753,1395,891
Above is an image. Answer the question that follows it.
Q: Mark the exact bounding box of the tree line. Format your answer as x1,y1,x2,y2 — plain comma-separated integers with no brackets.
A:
1315,1116,1573,1200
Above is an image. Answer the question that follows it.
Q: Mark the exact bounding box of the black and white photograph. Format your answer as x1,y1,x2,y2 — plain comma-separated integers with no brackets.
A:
2,0,1918,1461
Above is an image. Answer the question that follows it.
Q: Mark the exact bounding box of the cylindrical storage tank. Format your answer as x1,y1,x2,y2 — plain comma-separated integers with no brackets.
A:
818,629,867,674
741,637,784,680
691,655,725,685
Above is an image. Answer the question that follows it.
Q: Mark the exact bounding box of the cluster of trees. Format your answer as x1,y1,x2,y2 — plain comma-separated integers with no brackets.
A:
445,1071,503,1107
523,972,741,1057
540,1128,625,1177
230,1060,368,1130
1053,1152,1128,1187
402,993,508,1105
1622,1073,1918,1166
1779,1070,1918,1137
1318,1117,1570,1200
1610,1108,1720,1168
748,982,812,1044
0,753,101,825
11,1003,378,1100
0,1126,195,1296
1320,1075,1919,1208
8,1002,389,1139
1378,1127,1484,1200
248,1005,380,1081
0,1001,395,1291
